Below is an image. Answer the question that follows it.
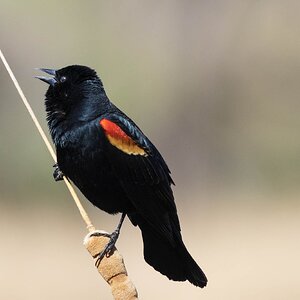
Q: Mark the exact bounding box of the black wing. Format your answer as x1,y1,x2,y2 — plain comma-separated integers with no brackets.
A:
98,113,181,244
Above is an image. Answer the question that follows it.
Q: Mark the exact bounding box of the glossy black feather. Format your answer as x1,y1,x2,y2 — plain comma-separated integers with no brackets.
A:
41,65,207,287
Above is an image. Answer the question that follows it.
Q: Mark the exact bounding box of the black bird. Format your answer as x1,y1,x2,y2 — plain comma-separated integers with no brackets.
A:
36,65,207,288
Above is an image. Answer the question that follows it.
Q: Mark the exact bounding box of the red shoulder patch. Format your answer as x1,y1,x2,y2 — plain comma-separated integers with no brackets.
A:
100,119,147,156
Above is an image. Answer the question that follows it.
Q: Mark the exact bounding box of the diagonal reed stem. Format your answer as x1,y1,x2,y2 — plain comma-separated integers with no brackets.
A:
1,50,139,299
0,49,95,232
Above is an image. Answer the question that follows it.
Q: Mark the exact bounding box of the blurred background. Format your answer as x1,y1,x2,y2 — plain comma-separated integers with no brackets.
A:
1,1,300,299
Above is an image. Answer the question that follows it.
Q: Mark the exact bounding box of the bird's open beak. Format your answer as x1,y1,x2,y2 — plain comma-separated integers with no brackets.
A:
35,68,57,86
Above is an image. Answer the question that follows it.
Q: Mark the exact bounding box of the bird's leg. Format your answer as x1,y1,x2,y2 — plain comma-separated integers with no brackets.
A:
92,213,126,267
53,163,64,181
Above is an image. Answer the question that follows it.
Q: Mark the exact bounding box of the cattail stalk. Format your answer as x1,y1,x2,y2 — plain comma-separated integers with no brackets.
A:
0,49,138,300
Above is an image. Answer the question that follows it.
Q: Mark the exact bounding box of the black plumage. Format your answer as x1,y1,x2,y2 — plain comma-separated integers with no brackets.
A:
37,65,207,288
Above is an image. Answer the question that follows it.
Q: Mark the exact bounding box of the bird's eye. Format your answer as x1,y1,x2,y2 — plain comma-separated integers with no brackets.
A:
60,76,67,83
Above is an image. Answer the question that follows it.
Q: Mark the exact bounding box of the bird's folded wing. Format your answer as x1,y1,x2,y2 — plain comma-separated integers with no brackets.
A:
98,115,181,243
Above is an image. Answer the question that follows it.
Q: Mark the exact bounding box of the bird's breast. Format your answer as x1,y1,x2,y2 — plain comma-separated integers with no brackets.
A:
56,125,131,214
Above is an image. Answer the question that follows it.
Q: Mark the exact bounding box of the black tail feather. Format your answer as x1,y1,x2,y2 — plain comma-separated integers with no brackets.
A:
139,220,207,288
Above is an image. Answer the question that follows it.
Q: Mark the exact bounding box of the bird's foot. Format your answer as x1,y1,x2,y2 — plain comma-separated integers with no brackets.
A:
92,229,120,267
53,163,64,181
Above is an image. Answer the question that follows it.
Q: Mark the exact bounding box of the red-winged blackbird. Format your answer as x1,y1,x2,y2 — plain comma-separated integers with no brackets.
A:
36,65,207,288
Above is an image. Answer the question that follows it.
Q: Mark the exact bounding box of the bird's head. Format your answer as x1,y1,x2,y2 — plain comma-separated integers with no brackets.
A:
36,65,102,96
36,65,109,129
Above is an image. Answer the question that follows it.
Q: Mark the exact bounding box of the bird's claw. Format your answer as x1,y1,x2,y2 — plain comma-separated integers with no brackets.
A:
92,230,120,267
53,163,64,181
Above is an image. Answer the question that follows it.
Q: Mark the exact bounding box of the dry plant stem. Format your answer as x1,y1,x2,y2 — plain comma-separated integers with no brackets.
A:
0,49,138,299
0,49,94,232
